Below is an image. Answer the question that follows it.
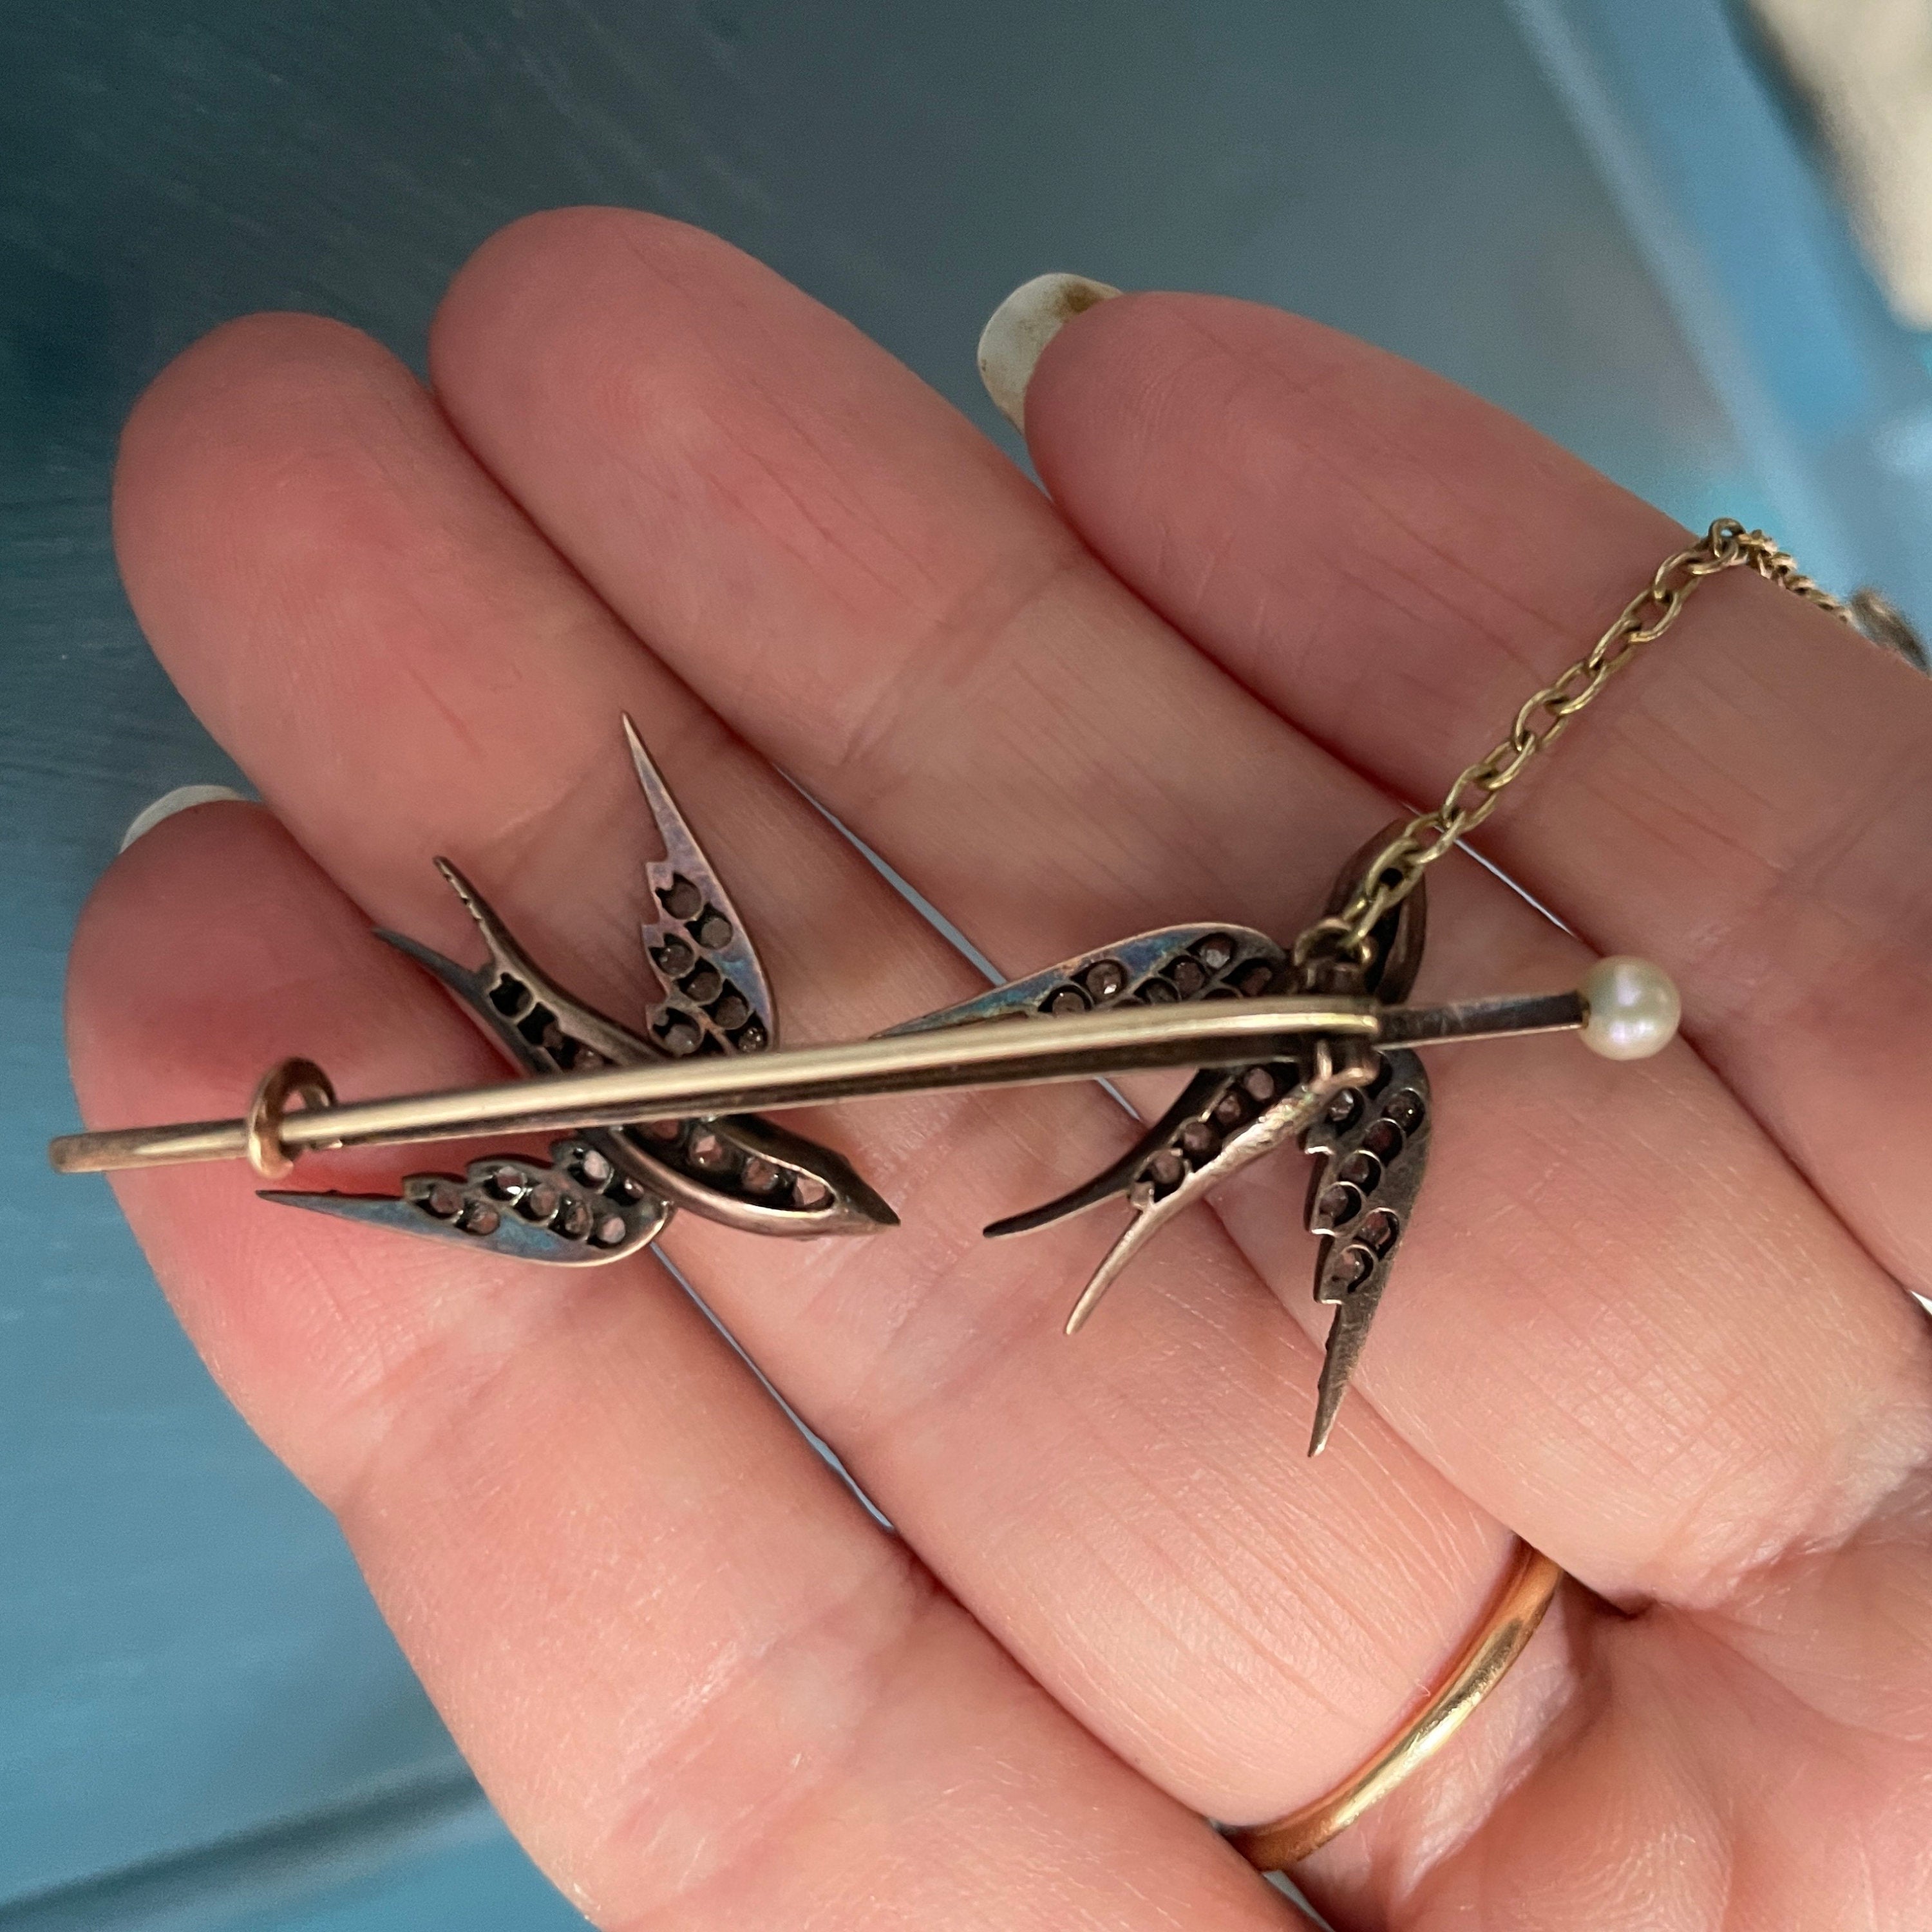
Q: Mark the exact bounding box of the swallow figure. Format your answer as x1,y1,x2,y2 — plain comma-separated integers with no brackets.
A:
265,719,896,1261
888,831,1432,1453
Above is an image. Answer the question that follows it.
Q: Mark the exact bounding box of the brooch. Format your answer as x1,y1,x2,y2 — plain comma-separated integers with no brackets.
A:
53,521,1848,1454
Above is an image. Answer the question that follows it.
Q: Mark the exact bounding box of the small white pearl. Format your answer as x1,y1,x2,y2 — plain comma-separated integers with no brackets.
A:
1579,956,1681,1060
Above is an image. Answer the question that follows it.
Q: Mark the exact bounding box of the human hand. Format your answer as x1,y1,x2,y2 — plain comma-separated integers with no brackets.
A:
67,212,1932,1929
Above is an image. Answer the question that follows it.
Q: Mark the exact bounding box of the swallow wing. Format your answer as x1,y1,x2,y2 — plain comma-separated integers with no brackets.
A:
264,1134,670,1265
888,924,1290,1242
625,717,777,1057
882,924,1285,1035
377,857,658,1081
1041,1063,1323,1334
1300,1048,1432,1454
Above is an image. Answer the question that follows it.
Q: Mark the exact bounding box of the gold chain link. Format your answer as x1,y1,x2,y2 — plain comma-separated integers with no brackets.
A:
1294,520,1853,971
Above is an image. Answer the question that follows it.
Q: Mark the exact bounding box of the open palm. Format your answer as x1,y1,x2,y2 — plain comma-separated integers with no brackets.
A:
67,212,1932,1929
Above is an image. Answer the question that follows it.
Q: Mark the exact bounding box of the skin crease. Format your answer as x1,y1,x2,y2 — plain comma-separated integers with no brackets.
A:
66,209,1932,1929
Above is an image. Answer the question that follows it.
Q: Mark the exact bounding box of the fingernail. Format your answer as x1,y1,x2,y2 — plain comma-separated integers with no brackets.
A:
977,273,1121,433
120,784,247,852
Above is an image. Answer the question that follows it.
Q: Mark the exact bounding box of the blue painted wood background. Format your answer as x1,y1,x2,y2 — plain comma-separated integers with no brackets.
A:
5,2,1925,1922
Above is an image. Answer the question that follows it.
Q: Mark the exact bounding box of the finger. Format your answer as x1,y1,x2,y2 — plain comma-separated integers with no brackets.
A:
423,209,1931,1612
1016,289,1932,1295
66,802,1287,1931
109,296,1522,1830
1319,1490,1932,1929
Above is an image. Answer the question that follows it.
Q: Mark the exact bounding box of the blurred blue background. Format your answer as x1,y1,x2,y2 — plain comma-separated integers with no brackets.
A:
4,1,1926,1924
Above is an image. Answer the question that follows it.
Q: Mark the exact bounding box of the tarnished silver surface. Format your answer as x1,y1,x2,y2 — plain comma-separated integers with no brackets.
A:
952,824,1432,1446
884,925,1287,1034
1050,1062,1336,1338
271,717,895,1260
267,1135,670,1264
1300,1048,1432,1455
627,718,777,1057
902,923,1302,1333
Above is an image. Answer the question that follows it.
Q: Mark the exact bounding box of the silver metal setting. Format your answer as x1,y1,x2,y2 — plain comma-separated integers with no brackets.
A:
276,716,896,1262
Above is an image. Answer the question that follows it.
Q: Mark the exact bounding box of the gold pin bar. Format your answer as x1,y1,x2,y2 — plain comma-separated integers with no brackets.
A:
48,988,1586,1178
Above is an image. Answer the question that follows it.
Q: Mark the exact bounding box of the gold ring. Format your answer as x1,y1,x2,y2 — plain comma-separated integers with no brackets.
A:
244,1057,338,1180
1228,1539,1563,1871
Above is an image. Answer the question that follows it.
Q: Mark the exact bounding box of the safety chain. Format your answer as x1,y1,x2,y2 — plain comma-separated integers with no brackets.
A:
1293,520,1854,972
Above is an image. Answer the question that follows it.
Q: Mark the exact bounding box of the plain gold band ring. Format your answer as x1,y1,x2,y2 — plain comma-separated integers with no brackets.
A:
245,1057,339,1180
1228,1540,1564,1871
